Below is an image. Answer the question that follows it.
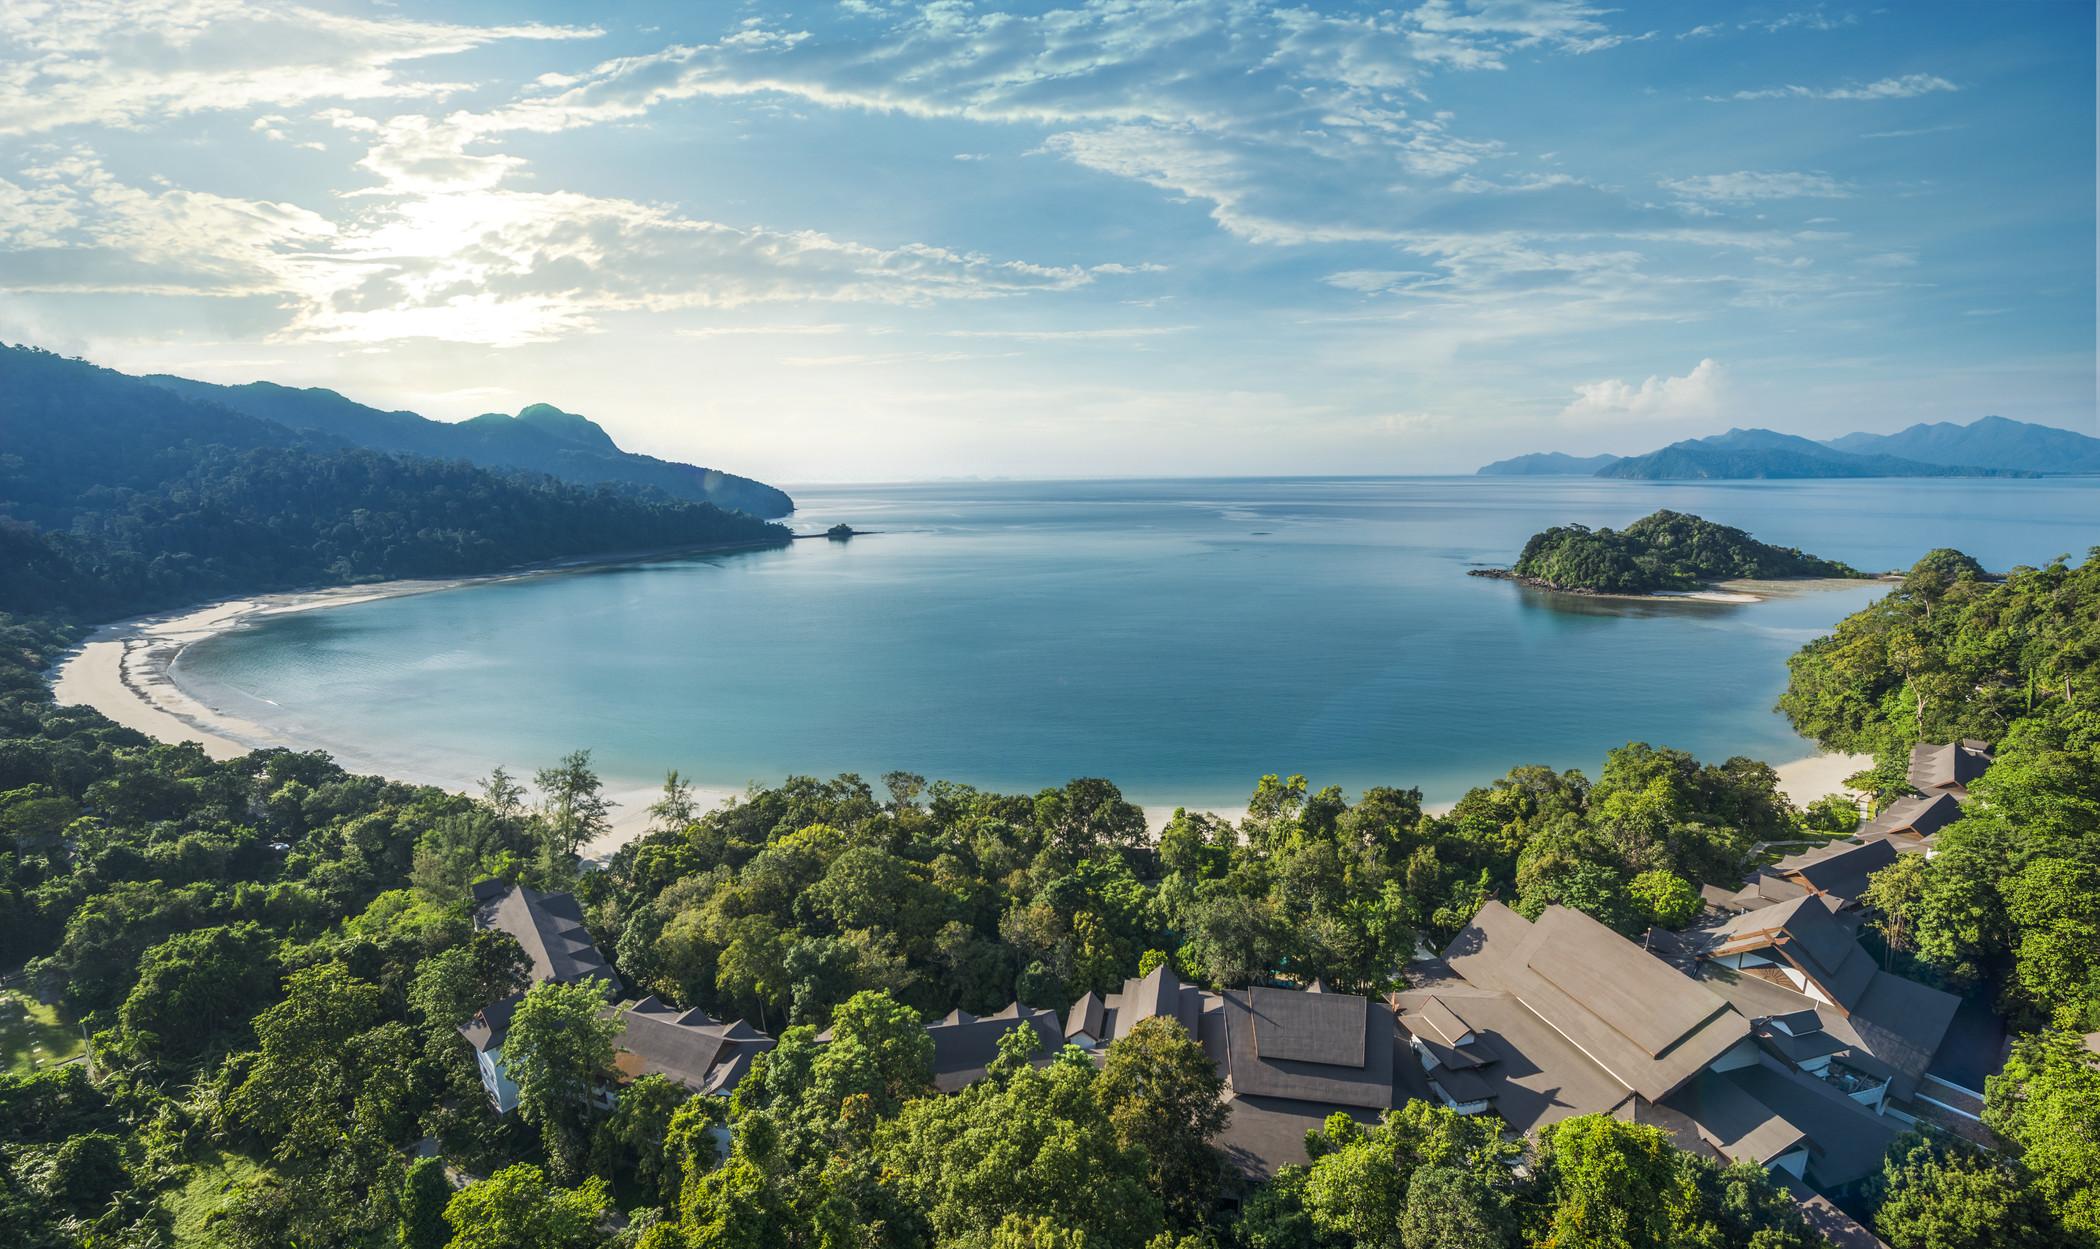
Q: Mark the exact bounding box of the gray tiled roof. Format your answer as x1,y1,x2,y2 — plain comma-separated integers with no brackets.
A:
1862,792,1963,840
1718,1062,1901,1190
1907,741,1991,793
612,996,774,1093
1217,988,1395,1109
1708,896,1877,1010
1766,836,1899,905
1247,985,1366,1067
1661,1068,1809,1166
470,879,619,991
924,1002,1064,1092
1442,904,1747,1101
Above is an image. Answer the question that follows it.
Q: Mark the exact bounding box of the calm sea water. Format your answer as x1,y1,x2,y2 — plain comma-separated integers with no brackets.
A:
174,477,2098,809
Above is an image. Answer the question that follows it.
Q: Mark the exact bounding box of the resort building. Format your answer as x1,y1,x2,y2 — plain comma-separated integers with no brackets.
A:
1388,901,1966,1198
461,880,624,1112
1066,965,1420,1176
919,1004,1066,1091
1861,792,1964,844
1706,834,1902,913
1908,740,1992,798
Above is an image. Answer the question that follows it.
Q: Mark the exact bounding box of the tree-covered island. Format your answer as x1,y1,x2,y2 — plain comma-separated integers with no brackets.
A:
1476,509,1868,596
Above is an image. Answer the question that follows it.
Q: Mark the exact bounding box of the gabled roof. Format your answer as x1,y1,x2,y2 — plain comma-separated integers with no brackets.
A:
1708,896,1877,1011
1661,1069,1810,1166
612,996,774,1093
1908,741,1991,793
1766,836,1899,905
1441,904,1748,1102
1217,987,1395,1109
1717,1062,1901,1189
470,879,619,991
1862,792,1963,840
1065,991,1105,1041
1395,967,1634,1135
923,1002,1064,1092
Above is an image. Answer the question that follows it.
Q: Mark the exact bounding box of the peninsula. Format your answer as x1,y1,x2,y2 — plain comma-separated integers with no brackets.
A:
1472,509,1866,596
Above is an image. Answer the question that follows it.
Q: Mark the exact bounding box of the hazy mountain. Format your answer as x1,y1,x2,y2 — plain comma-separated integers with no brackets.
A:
1823,415,2100,474
1478,417,2054,479
146,376,794,517
1476,452,1625,476
1596,428,2027,480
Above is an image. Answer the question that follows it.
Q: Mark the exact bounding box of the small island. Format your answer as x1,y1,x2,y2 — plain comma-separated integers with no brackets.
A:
826,523,857,541
1471,509,1866,596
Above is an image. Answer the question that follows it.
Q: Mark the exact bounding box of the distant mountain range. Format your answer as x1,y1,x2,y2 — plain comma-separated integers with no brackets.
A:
146,376,793,517
1478,416,2099,480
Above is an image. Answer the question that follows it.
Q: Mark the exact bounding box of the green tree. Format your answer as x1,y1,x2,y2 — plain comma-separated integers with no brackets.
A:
648,770,700,835
1625,870,1701,930
503,979,619,1180
442,1163,609,1249
117,921,278,1063
877,1041,1162,1249
589,1073,689,1206
227,963,386,1161
536,750,613,861
1398,1165,1507,1249
1872,1134,2056,1249
400,1156,453,1249
1862,853,1933,966
1529,1115,1698,1249
1095,1015,1228,1226
1984,1022,2100,1243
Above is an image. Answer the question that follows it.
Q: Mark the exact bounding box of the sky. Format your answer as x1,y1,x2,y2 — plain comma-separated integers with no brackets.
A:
0,1,2093,480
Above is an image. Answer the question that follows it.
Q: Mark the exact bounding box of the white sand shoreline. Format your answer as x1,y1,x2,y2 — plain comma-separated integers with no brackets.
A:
47,569,1876,860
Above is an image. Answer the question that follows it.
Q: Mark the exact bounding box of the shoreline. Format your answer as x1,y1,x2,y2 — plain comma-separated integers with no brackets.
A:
1467,569,1886,604
47,551,1877,861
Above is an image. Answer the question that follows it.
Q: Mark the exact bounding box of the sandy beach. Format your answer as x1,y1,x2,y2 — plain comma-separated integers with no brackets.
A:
46,565,1877,861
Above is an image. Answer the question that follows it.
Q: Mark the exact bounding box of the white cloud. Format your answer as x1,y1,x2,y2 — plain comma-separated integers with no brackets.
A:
1560,358,1726,423
0,152,1103,345
1659,171,1851,201
0,0,598,135
1717,73,1958,102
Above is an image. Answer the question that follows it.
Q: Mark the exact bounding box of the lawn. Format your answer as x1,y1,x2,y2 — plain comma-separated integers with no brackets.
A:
164,1151,268,1248
0,987,83,1076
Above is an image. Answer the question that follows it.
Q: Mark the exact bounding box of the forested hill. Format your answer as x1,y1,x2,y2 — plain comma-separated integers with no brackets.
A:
1500,510,1862,594
1478,417,2090,478
148,374,794,518
0,346,789,618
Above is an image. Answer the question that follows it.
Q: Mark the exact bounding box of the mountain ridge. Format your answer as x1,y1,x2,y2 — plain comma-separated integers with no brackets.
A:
144,375,794,517
1478,415,2084,479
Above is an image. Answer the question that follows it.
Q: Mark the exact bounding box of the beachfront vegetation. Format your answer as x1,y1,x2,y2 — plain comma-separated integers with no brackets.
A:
0,345,788,618
0,514,2093,1246
1505,509,1862,594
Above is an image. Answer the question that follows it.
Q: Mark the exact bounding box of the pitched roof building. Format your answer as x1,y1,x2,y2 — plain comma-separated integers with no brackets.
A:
1066,965,1421,1176
612,996,775,1096
1907,740,1991,797
1390,902,1941,1195
461,880,626,1111
1861,792,1963,843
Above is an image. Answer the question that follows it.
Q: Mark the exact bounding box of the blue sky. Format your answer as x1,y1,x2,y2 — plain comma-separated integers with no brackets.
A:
0,0,2091,479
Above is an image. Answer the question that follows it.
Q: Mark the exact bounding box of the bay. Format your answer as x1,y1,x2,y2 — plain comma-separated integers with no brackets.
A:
172,476,2098,810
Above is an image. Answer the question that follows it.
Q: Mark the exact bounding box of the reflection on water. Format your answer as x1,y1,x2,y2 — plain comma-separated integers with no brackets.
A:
175,476,2097,809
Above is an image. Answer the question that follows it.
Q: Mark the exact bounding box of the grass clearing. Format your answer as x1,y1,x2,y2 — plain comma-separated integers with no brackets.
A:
165,1151,268,1248
0,987,83,1076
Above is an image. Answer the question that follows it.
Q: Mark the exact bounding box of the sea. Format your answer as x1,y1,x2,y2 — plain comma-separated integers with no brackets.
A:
172,477,2099,811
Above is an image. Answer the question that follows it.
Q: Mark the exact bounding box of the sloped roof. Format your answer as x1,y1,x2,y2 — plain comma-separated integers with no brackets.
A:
1908,741,1991,793
1718,1062,1901,1189
1217,988,1395,1109
1442,903,1747,1101
612,996,774,1093
471,879,619,990
924,1002,1064,1092
1767,836,1899,904
1247,985,1366,1067
1864,792,1963,840
1709,896,1877,1011
1065,991,1105,1041
1661,1069,1810,1166
1395,970,1634,1135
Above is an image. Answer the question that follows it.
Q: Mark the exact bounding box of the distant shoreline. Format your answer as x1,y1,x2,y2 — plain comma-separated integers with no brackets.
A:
1465,568,1885,605
47,553,1878,860
47,542,786,850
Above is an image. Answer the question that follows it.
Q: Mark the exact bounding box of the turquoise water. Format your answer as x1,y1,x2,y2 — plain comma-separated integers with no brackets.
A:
174,477,2098,809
